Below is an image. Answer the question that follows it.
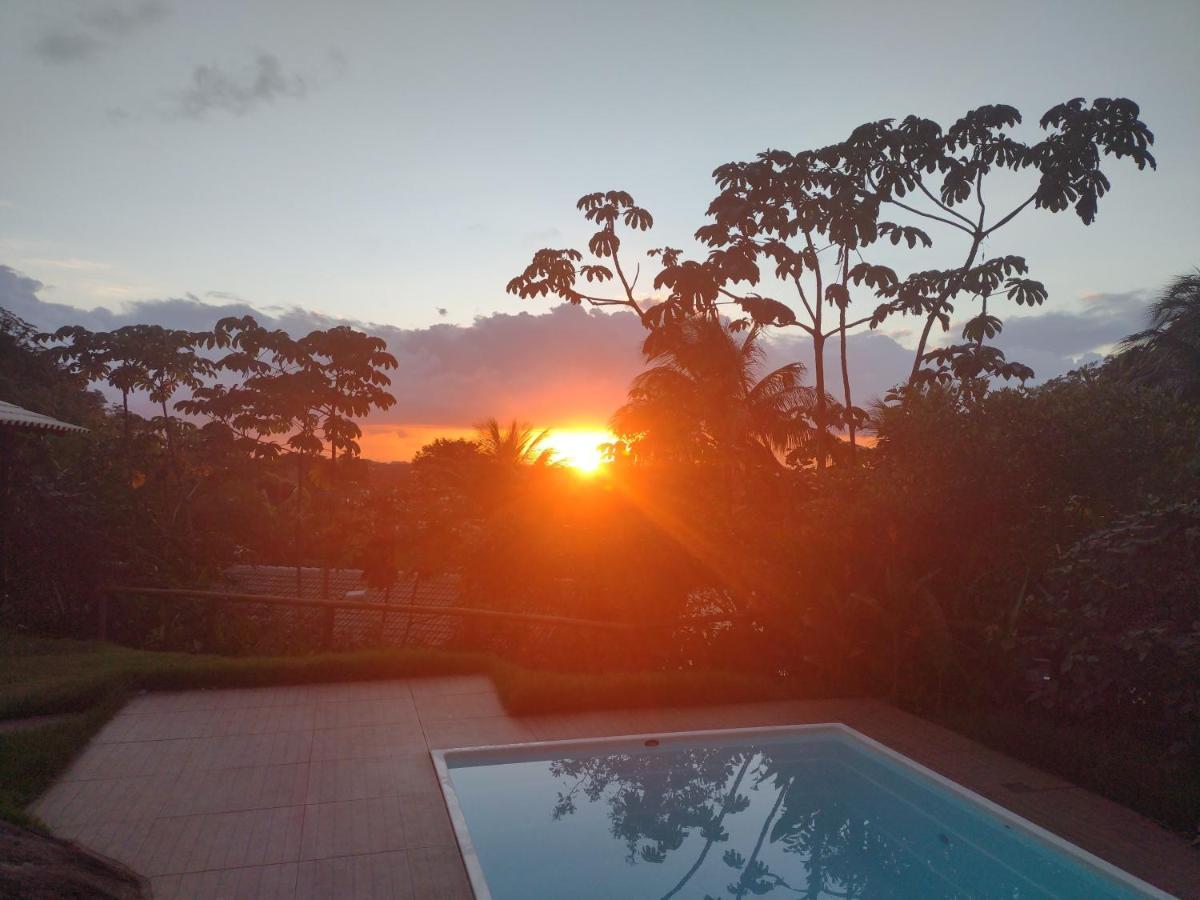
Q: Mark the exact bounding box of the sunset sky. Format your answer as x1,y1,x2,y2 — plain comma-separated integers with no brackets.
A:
3,0,1199,460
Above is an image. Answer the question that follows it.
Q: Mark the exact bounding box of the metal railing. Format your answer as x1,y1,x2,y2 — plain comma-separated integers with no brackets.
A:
101,584,641,649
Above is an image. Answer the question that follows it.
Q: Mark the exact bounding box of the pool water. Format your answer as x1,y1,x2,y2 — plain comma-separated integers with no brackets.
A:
436,726,1162,899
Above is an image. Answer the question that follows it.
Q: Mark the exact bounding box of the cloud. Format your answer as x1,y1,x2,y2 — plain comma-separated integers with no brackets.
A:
33,31,103,64
1,264,1158,457
171,54,312,119
993,290,1148,361
20,257,113,273
1,264,645,429
81,1,170,36
32,1,169,64
766,330,915,408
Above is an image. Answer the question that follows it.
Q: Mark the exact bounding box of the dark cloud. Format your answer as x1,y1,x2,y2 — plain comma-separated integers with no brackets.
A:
81,1,170,36
765,330,916,407
33,31,103,64
171,54,310,119
32,1,168,64
1,264,1156,439
992,291,1147,360
1,265,643,426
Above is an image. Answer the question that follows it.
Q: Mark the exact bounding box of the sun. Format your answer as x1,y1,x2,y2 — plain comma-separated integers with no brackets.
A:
544,428,612,475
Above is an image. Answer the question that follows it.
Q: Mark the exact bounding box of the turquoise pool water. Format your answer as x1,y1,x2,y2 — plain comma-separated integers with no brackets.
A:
438,726,1160,899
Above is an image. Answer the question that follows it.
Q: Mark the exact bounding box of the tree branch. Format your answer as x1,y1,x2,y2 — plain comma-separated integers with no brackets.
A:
915,179,976,227
870,175,976,235
823,314,875,338
792,278,816,323
610,250,646,319
888,196,976,235
982,192,1037,237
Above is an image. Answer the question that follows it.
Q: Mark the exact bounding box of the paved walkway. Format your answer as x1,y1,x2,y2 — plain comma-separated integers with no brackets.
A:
32,677,1199,898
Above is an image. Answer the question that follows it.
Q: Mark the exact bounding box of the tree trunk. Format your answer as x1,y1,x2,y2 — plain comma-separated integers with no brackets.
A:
322,443,336,600
813,331,827,471
121,391,130,449
160,399,175,465
294,454,305,596
839,303,856,464
909,236,983,383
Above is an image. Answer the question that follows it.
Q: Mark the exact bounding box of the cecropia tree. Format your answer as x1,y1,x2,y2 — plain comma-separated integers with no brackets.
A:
508,98,1155,467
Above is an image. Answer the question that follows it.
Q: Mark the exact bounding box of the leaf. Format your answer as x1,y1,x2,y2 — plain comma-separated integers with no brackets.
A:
1005,278,1048,306
961,313,1003,343
737,295,798,327
825,284,851,309
622,206,654,230
847,263,899,290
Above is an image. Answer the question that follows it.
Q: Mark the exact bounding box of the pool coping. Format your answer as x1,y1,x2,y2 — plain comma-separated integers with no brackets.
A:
431,722,1173,900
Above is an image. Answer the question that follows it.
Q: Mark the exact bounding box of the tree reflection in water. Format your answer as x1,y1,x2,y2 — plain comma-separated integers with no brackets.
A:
548,745,916,900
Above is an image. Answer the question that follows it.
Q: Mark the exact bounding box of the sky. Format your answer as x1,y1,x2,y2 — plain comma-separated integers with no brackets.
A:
3,0,1198,459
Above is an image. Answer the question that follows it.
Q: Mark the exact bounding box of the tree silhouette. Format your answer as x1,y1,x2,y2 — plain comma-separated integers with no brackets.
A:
700,98,1156,460
298,325,398,463
1119,271,1200,400
831,98,1153,387
511,99,1155,469
474,418,556,467
185,315,397,590
507,191,656,324
129,325,215,467
544,744,927,899
611,318,818,468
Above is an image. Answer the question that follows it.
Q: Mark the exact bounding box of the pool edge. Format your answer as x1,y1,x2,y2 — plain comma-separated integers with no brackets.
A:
430,721,1175,900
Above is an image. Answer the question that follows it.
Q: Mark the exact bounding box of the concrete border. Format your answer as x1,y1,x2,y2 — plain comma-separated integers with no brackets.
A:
432,723,1172,900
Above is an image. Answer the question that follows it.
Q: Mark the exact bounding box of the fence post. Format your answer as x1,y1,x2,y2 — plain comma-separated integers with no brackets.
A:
97,590,108,642
323,605,335,651
207,598,219,651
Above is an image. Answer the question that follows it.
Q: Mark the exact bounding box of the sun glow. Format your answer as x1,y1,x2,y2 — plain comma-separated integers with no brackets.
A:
545,428,613,474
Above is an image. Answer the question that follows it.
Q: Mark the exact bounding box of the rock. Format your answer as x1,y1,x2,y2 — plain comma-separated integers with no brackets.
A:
0,820,149,899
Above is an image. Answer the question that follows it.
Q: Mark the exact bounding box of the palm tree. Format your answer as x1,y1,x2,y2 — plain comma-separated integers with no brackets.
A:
611,317,818,466
474,418,557,467
1119,272,1200,400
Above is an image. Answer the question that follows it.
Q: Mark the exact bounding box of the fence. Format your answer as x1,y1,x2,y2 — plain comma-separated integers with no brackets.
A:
100,585,740,669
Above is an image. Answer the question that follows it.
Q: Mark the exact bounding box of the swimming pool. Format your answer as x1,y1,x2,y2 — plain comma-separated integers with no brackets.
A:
433,724,1169,899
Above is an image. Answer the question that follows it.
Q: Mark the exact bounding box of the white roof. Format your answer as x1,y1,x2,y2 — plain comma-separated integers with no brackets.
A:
0,400,88,434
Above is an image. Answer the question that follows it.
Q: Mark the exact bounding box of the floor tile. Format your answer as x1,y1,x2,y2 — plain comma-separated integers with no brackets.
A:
55,818,156,869
151,862,298,900
305,753,438,804
299,797,407,860
295,850,415,899
311,723,428,761
414,690,507,723
421,715,536,750
33,773,176,827
314,698,421,729
94,709,222,743
407,845,474,899
397,791,455,848
407,676,496,698
162,762,310,816
137,806,304,875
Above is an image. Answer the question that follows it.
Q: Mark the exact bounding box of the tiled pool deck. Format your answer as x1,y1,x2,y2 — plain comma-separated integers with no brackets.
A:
33,677,1199,898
